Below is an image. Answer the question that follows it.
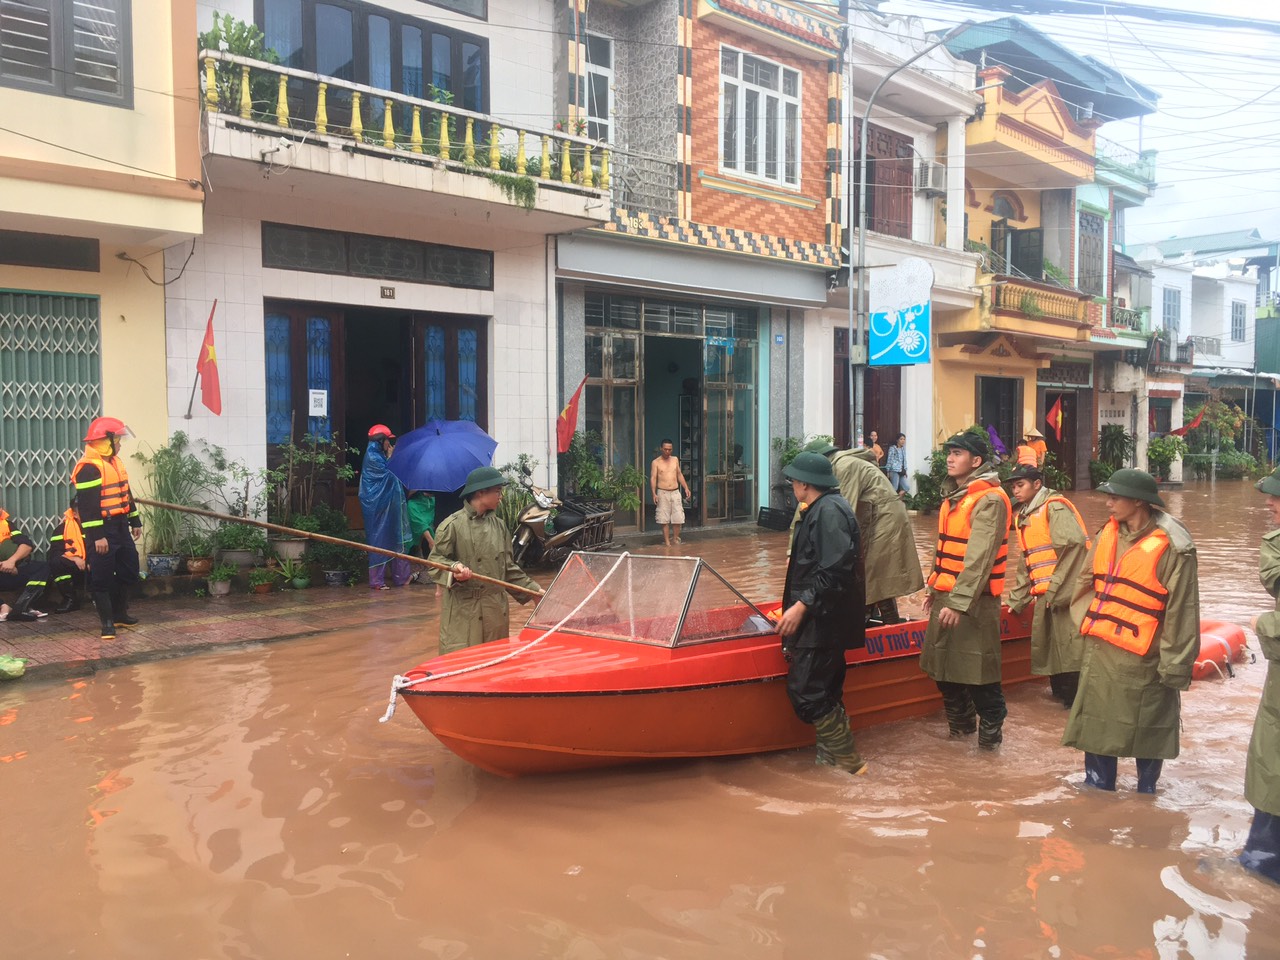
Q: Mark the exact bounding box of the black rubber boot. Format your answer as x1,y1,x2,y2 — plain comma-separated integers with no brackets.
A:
1084,752,1118,791
1136,758,1164,794
1052,672,1080,709
1241,810,1280,883
7,584,46,622
111,587,138,627
813,704,867,775
92,591,116,640
939,683,977,737
55,582,81,614
877,598,902,624
973,683,1008,750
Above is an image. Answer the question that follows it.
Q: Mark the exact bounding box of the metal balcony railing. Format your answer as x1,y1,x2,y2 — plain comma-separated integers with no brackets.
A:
1190,335,1221,357
200,50,610,196
1096,136,1157,184
608,148,679,220
992,278,1088,324
1111,305,1147,332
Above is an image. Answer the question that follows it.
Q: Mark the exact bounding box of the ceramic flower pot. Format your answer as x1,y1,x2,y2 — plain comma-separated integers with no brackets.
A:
322,569,347,587
208,579,232,597
146,554,181,577
185,557,214,577
251,582,273,594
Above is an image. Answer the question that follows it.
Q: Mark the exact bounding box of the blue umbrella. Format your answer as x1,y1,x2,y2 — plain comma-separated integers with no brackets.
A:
387,420,498,492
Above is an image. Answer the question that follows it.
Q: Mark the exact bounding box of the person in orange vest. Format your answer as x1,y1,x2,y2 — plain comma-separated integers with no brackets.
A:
1062,468,1199,794
72,416,142,640
47,498,88,613
0,507,50,622
1023,427,1048,465
921,431,1012,748
1004,462,1092,708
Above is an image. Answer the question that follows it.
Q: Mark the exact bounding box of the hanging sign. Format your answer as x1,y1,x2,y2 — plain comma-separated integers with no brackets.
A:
869,256,933,366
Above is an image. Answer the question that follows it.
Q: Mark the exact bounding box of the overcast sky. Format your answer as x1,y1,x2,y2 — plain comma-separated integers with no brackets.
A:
876,0,1280,248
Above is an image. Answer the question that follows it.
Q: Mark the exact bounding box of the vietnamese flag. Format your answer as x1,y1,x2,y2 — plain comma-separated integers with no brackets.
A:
197,300,222,415
556,375,587,454
1046,395,1064,442
1169,406,1204,437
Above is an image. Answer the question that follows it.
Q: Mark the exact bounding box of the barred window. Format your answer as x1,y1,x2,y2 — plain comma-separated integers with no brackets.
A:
1232,300,1246,342
0,0,132,105
720,46,800,187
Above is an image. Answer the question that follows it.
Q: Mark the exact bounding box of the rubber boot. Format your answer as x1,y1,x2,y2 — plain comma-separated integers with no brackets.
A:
813,704,867,775
92,591,116,640
7,584,46,622
1083,752,1118,791
1053,672,1080,710
941,687,977,737
1136,758,1164,795
111,587,138,627
974,684,1009,750
1240,810,1280,884
876,598,902,625
55,583,81,614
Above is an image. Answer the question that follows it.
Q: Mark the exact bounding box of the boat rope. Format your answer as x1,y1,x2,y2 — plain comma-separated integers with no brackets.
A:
378,551,631,724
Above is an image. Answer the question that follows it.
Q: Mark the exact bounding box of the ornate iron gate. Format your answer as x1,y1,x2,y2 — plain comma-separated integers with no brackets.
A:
0,291,102,544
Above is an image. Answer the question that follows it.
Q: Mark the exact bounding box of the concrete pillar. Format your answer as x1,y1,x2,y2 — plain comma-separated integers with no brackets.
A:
1168,392,1184,483
945,117,966,251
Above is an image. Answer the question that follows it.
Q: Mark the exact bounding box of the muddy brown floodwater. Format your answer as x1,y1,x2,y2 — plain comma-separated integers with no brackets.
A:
3,480,1280,958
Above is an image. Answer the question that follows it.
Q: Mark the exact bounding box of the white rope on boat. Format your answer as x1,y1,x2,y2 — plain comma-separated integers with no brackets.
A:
378,551,630,723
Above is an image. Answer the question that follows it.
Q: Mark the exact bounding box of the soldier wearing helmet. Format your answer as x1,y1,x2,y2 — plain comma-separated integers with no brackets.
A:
71,416,141,640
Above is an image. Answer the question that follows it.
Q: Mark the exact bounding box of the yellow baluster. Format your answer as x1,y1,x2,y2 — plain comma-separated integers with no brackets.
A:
489,125,500,170
315,82,328,135
350,91,363,142
464,117,475,164
599,148,610,191
561,138,572,184
276,74,290,127
437,107,450,159
540,135,551,180
238,64,251,119
382,100,395,148
516,131,527,175
410,105,423,153
583,144,594,188
204,56,218,109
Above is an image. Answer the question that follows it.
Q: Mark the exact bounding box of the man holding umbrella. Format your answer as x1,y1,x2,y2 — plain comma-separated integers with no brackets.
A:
360,425,413,590
429,466,542,654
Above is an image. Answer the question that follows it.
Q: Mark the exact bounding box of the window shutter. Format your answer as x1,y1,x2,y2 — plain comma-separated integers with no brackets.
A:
70,0,125,98
0,0,54,85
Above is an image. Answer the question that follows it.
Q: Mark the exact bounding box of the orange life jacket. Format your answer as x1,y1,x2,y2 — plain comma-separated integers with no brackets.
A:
0,508,12,546
928,479,1012,596
51,508,87,561
1081,518,1169,656
1015,496,1091,596
73,446,135,527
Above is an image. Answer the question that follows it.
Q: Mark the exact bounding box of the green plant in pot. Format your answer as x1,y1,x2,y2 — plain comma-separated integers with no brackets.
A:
207,561,237,597
275,556,311,589
1147,434,1188,481
246,566,276,593
213,523,267,565
132,431,225,576
558,430,646,514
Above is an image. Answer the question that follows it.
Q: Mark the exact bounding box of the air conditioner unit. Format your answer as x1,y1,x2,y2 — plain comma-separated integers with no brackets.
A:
915,160,946,197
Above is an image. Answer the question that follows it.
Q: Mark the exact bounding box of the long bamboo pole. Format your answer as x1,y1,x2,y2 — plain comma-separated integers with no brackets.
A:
136,498,543,598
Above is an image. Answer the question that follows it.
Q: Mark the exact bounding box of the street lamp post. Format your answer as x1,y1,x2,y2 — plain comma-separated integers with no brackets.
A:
848,21,973,448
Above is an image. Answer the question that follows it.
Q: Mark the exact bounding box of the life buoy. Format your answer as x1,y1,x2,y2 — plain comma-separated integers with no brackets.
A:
1192,620,1248,681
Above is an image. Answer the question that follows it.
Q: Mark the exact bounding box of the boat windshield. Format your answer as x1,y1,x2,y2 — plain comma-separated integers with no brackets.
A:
527,552,774,648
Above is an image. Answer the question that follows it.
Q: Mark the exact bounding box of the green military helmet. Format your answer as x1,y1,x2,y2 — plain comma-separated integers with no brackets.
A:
1097,467,1165,508
1258,466,1280,496
783,451,838,489
943,430,991,460
460,465,507,497
804,438,838,457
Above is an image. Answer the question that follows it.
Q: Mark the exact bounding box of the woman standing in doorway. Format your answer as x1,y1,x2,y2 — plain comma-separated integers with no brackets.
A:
885,433,910,496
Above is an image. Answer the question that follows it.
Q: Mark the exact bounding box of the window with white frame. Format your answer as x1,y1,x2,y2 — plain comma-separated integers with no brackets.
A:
720,46,800,187
584,33,612,143
1232,300,1247,342
1162,286,1181,339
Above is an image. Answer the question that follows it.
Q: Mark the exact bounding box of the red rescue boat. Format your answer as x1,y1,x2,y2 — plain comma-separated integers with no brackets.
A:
1193,619,1248,681
389,552,1036,777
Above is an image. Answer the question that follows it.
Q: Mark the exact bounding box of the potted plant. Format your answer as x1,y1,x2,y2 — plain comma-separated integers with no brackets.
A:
180,530,216,577
275,556,311,589
207,561,237,597
1147,434,1188,482
214,522,268,566
132,431,224,576
246,566,276,594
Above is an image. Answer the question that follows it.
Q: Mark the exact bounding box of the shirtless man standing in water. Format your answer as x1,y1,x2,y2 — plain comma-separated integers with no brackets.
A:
650,439,692,546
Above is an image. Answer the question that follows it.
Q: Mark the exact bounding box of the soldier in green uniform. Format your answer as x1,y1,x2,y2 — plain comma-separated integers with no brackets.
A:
1061,469,1199,793
1004,462,1092,708
428,466,542,655
920,432,1012,749
800,440,923,624
1240,466,1280,881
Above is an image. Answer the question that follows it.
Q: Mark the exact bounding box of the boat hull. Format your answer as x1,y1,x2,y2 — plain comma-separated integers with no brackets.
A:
401,607,1038,777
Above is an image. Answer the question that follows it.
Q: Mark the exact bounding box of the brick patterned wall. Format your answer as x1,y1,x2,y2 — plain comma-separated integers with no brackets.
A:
688,18,829,245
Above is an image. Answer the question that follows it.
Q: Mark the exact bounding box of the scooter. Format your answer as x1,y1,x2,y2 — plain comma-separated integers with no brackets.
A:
512,467,586,566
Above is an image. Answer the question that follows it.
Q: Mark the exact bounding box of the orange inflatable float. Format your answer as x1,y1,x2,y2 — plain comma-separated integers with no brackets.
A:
1193,620,1249,681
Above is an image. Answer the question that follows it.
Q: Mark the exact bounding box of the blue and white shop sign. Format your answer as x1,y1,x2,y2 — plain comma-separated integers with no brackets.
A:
869,256,934,366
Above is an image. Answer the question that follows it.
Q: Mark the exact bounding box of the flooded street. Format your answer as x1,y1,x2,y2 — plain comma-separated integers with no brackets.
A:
4,479,1280,958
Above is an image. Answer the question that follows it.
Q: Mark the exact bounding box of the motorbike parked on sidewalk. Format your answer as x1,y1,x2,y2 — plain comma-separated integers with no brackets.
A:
512,467,587,566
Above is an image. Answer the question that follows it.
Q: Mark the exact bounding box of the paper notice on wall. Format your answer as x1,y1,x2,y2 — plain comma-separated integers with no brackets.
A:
308,390,328,417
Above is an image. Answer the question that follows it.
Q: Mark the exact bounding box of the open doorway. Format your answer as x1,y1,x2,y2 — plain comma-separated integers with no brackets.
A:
643,335,703,530
344,309,413,452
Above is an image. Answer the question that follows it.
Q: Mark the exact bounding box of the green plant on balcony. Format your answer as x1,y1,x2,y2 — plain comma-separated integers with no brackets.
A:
198,13,280,115
1018,290,1045,319
1042,259,1072,287
485,171,538,210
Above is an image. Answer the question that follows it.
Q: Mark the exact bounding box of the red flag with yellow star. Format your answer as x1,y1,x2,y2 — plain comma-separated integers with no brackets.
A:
197,300,222,415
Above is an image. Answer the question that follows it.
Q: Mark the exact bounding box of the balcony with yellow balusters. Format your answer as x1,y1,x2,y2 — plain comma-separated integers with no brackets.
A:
199,50,611,234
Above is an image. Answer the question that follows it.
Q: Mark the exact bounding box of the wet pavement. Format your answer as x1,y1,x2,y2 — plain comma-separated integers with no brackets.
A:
3,480,1280,958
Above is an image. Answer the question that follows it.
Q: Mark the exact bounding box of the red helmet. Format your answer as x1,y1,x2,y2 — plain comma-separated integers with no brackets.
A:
368,424,395,441
84,417,130,442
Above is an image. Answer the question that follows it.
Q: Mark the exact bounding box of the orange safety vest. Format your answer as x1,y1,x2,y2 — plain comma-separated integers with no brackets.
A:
928,479,1012,596
1081,518,1169,656
51,508,87,562
0,508,12,546
1014,496,1091,596
73,446,136,527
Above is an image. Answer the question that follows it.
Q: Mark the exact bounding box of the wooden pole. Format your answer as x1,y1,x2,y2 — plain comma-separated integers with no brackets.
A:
136,498,543,598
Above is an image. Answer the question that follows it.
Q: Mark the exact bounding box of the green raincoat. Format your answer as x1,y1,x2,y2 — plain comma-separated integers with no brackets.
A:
1061,512,1199,760
1246,530,1280,815
1004,486,1090,676
428,501,540,655
919,462,1010,685
829,448,925,605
